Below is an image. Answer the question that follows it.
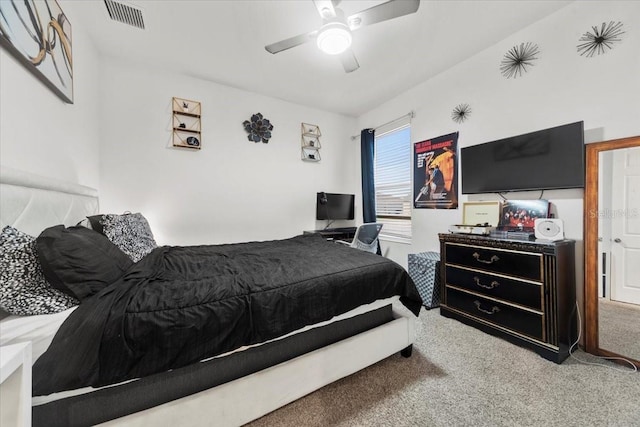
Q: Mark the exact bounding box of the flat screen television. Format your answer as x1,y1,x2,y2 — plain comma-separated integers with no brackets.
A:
316,192,355,220
461,121,585,194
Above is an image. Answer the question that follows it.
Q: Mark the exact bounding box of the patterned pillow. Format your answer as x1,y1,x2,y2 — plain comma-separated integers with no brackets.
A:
0,226,78,315
100,213,158,262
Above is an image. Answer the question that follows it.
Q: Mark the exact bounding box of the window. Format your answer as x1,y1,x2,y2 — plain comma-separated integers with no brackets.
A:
374,124,412,242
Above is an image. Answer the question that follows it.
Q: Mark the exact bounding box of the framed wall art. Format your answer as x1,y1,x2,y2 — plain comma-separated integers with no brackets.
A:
0,0,74,103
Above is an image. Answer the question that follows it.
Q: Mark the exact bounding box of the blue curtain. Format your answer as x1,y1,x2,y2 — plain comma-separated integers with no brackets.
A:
361,128,376,223
361,128,381,255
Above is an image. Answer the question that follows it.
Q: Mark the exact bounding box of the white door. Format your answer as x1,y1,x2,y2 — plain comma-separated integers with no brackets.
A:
611,147,640,305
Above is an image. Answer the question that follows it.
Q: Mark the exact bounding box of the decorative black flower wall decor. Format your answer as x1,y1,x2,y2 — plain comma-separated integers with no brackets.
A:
577,21,625,57
243,113,274,143
451,103,471,123
500,42,540,79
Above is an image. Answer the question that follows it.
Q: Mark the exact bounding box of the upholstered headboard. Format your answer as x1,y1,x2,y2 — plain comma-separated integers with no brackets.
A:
0,166,99,236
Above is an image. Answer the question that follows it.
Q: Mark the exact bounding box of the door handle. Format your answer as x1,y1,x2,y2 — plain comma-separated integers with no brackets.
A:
614,238,622,243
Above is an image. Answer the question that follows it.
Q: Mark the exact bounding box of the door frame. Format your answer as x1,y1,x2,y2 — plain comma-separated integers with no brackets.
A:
584,135,640,368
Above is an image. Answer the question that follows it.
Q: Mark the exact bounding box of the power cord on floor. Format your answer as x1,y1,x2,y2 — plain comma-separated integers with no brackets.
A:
569,301,637,373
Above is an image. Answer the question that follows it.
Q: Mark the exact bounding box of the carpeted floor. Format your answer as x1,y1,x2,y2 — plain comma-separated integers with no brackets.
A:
599,299,640,361
247,307,639,427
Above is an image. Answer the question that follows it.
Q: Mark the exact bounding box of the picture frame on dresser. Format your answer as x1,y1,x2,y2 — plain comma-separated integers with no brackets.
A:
438,233,577,364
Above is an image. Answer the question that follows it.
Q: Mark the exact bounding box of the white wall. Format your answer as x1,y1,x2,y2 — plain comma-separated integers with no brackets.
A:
0,6,101,188
357,1,640,308
98,59,358,246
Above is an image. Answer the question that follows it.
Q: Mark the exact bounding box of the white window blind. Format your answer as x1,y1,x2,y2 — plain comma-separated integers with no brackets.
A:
374,123,412,242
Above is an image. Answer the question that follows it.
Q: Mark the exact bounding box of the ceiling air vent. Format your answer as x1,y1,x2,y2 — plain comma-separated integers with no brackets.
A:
104,0,145,30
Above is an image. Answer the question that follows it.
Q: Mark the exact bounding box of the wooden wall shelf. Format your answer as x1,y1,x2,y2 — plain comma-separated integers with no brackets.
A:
172,97,201,149
301,122,321,162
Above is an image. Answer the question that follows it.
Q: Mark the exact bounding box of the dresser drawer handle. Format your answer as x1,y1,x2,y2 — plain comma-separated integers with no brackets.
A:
473,276,500,289
473,252,499,264
474,300,500,315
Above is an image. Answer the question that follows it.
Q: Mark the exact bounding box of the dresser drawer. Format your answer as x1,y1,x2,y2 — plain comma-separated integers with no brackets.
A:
444,243,542,281
445,287,543,341
445,266,542,311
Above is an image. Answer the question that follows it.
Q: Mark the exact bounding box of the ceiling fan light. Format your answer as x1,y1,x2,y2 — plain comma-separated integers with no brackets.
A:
316,23,352,55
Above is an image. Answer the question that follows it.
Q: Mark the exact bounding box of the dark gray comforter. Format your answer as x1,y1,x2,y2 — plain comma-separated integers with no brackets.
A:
33,233,421,395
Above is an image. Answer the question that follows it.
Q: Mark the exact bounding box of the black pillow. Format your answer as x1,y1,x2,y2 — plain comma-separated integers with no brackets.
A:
86,215,105,234
36,226,134,301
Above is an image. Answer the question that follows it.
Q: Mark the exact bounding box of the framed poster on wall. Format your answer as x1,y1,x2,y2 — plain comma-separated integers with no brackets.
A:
0,0,73,103
414,132,459,209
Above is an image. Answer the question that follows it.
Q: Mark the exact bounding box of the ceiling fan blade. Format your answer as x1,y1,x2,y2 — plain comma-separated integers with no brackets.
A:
339,49,360,73
312,0,336,19
347,0,420,30
265,31,318,54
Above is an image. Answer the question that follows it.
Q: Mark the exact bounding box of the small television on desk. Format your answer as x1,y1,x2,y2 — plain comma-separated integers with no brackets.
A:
316,192,355,220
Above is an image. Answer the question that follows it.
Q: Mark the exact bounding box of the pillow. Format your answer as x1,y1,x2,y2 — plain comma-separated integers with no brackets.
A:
0,226,78,315
36,225,134,301
100,213,158,262
86,215,105,234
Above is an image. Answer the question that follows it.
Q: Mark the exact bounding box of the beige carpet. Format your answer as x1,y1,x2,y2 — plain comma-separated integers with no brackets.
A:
247,308,639,427
599,298,640,361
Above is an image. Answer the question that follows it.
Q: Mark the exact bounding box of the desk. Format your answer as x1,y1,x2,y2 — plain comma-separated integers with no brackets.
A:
304,227,357,242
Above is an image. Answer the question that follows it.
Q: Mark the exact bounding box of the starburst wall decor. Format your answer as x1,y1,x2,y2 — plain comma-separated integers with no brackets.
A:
577,21,625,57
451,104,471,123
500,42,540,79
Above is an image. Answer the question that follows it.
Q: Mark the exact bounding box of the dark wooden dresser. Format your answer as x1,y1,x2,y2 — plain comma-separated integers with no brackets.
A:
439,233,577,363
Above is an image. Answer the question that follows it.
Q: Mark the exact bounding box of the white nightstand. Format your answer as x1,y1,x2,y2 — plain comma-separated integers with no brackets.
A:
1,342,32,427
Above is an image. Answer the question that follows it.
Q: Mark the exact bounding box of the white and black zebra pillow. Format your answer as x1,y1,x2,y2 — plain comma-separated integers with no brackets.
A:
0,226,78,315
100,213,158,263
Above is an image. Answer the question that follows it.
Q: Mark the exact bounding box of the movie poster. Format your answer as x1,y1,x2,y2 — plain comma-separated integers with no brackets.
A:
414,132,459,209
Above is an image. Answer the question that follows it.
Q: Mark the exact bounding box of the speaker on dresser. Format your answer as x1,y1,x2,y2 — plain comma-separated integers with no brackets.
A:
534,218,564,241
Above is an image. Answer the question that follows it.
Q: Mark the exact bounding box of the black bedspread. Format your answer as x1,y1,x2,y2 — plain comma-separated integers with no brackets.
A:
33,234,421,396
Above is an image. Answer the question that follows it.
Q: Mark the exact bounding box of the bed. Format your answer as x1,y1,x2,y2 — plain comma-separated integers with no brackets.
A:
0,166,421,427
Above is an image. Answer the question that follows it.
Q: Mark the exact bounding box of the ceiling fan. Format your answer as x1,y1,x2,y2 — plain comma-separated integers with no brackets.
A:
265,0,420,73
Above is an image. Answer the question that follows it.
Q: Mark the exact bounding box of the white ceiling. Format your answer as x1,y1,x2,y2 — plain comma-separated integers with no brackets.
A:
68,0,573,117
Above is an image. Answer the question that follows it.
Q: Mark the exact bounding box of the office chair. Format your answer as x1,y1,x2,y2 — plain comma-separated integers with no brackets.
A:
336,223,383,254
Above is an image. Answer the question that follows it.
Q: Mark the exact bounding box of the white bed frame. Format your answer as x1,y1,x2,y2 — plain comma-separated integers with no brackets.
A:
0,166,417,427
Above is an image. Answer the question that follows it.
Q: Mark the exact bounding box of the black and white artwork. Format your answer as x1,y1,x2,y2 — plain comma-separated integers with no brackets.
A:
0,0,73,103
577,21,625,57
243,113,274,143
500,42,539,79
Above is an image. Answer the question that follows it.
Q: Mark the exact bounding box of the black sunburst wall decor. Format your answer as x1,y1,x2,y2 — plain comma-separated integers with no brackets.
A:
500,42,540,79
243,113,274,143
577,21,625,57
451,103,471,123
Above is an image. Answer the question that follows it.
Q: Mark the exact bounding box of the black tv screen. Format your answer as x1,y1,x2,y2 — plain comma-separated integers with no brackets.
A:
461,121,585,194
316,192,355,220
